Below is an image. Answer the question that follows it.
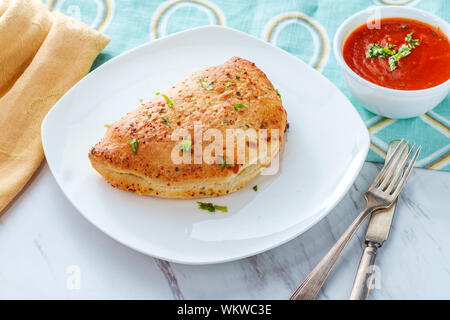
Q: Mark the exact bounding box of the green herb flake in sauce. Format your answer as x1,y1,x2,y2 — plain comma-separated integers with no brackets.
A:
405,32,420,48
180,140,192,152
234,103,247,111
226,82,233,87
366,43,396,58
104,124,110,128
197,201,228,213
127,138,139,155
139,98,143,103
159,108,166,113
253,185,258,192
199,78,214,90
155,92,160,95
388,44,412,71
366,33,420,71
161,94,173,107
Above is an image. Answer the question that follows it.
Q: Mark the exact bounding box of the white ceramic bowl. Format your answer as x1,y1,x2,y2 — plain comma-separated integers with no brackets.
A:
334,6,450,119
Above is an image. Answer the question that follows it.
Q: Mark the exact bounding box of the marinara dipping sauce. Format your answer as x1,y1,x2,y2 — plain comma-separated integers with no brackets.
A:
343,18,450,90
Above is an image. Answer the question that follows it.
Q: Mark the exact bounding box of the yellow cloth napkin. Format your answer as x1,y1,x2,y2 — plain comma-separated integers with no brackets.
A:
0,1,110,212
0,0,53,98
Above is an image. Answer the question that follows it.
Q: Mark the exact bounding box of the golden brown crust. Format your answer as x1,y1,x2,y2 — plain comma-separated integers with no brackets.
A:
89,57,287,198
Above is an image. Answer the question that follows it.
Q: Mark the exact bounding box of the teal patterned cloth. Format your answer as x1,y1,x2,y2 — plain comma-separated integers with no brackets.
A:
43,0,450,170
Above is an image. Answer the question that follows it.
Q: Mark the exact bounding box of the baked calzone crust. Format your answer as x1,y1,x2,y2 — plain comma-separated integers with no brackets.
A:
89,57,287,198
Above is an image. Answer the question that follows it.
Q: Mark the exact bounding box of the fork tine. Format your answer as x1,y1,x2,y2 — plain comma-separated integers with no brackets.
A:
385,143,415,194
391,145,421,199
378,141,410,190
371,138,406,188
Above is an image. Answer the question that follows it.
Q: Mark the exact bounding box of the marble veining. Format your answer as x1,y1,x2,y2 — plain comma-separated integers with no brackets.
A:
0,162,449,299
155,259,185,300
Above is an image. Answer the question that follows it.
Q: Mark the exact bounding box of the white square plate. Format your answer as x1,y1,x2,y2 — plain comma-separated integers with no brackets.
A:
42,26,369,264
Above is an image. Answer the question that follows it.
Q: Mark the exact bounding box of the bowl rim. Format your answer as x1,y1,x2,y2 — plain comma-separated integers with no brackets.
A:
333,5,450,96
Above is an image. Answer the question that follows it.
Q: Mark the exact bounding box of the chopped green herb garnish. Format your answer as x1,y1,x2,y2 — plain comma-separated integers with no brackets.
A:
234,103,247,111
139,98,143,103
366,32,420,71
219,156,233,169
366,43,396,58
388,44,411,71
159,108,166,113
197,201,228,213
180,140,192,152
127,138,139,155
253,185,258,192
199,78,214,90
223,119,229,124
161,115,171,127
156,92,160,95
226,82,233,87
405,32,420,48
104,124,110,128
161,94,173,107
198,202,215,212
275,89,282,102
212,204,228,212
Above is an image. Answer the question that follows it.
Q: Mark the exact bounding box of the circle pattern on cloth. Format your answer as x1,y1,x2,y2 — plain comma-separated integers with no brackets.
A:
46,0,114,32
372,0,421,6
150,0,226,40
263,12,330,71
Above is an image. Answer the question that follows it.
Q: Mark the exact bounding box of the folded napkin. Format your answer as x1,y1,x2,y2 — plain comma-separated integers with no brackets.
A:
0,1,109,212
0,0,53,98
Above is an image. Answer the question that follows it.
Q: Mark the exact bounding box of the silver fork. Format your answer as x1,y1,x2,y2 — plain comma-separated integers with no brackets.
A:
290,139,421,300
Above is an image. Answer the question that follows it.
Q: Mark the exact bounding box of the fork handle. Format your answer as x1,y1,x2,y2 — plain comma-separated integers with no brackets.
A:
290,207,374,300
349,241,379,300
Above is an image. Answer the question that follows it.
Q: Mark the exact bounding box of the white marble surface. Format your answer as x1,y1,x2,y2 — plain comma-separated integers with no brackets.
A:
0,161,449,299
